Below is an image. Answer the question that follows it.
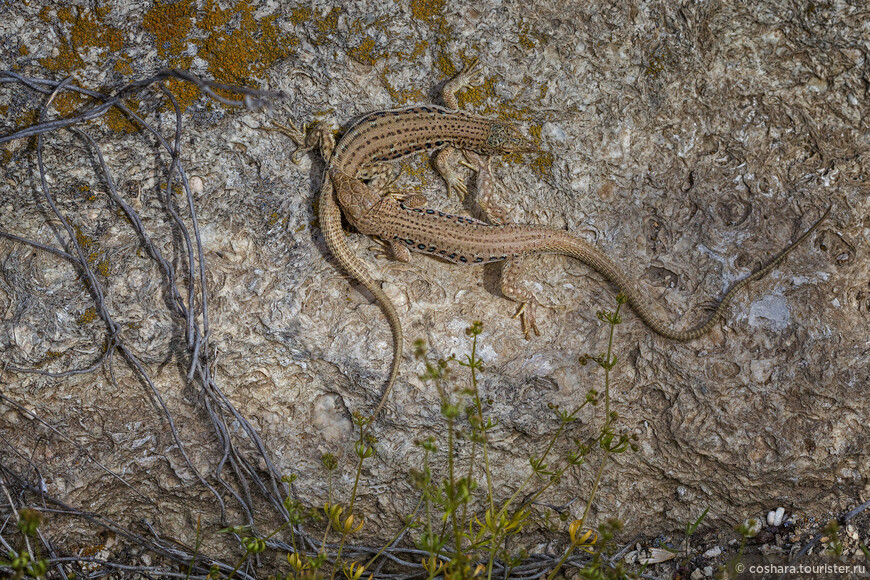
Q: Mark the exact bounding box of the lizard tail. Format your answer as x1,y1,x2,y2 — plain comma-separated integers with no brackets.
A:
553,204,830,341
318,178,402,425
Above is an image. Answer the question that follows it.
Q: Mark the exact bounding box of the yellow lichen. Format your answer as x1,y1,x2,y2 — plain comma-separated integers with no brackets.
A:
411,40,428,58
19,45,29,56
164,74,201,111
39,6,125,72
73,226,95,251
645,52,669,78
104,99,141,133
313,6,341,42
267,211,288,227
95,258,110,277
73,224,111,277
69,8,124,52
289,6,312,26
348,36,383,66
113,58,133,77
517,23,536,50
140,0,298,106
380,69,425,105
409,0,446,26
78,184,97,202
530,151,554,180
434,52,456,78
456,72,497,111
77,307,97,325
142,0,196,59
39,40,85,72
52,91,89,116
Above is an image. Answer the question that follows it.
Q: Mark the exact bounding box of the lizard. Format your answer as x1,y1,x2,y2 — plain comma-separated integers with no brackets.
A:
274,58,829,425
331,159,830,341
272,59,536,424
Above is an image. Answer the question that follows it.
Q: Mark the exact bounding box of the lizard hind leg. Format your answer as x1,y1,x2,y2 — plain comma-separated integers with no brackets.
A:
388,239,412,262
501,256,542,339
358,162,401,191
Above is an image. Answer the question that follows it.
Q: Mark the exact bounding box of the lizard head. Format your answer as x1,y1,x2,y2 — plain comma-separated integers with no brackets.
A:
330,168,380,225
483,123,538,154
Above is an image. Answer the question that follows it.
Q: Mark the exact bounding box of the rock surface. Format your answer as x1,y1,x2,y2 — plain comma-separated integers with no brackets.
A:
1,0,867,570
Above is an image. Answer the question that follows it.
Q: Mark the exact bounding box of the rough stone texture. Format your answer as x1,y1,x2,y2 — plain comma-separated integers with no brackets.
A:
1,0,868,569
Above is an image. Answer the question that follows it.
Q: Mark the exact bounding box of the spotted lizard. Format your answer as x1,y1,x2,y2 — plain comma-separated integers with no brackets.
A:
275,58,829,425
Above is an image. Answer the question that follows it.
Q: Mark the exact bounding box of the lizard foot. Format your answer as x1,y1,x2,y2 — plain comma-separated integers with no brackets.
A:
434,147,469,200
453,57,484,92
384,189,428,208
442,57,483,109
260,120,333,162
512,302,541,340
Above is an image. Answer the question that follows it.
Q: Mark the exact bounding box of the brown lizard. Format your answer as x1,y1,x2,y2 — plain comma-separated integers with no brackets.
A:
332,161,830,341
274,59,535,423
275,58,829,425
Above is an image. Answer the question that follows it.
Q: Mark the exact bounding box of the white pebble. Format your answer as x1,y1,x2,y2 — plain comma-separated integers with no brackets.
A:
189,176,204,194
773,507,785,526
703,546,721,558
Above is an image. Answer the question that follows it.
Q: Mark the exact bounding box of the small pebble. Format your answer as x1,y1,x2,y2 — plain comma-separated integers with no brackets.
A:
690,568,704,580
703,546,722,558
189,175,204,194
703,566,713,577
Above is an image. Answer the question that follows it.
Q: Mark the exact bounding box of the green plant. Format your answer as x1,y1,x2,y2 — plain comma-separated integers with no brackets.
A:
0,509,49,579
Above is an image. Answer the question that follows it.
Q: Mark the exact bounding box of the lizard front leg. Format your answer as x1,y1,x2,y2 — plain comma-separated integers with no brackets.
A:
434,147,469,200
260,119,334,161
431,57,484,199
442,57,483,110
459,151,509,225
